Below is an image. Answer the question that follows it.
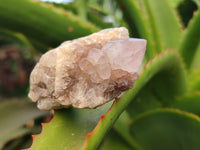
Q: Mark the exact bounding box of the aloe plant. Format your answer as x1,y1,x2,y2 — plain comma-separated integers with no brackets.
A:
0,0,200,149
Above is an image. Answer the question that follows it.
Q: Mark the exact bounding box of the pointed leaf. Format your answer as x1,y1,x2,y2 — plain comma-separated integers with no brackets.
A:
143,0,182,49
0,127,30,149
190,44,200,69
0,99,48,149
0,28,39,55
0,0,99,52
188,69,200,92
29,102,112,150
179,8,200,69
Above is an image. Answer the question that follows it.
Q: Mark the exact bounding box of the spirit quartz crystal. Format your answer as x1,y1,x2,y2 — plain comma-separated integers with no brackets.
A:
28,27,146,110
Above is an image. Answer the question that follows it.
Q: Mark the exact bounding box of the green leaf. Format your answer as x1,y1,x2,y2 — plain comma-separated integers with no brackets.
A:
74,0,87,21
143,0,182,49
130,108,200,150
83,51,187,149
0,127,30,149
169,0,182,7
188,69,200,92
126,88,162,119
0,99,48,149
113,111,144,150
172,92,200,116
0,28,39,56
48,2,114,28
87,11,113,28
190,44,200,69
99,129,132,150
0,127,32,149
87,3,128,28
179,7,200,69
29,102,112,150
0,0,99,52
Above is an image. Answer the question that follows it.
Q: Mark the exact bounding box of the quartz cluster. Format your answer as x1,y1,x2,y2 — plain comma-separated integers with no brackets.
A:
28,27,146,110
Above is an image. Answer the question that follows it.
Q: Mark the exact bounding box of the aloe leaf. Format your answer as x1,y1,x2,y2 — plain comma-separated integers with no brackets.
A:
141,0,163,52
0,127,30,149
179,7,200,69
0,28,39,56
99,129,133,150
188,69,200,92
87,3,128,28
74,0,87,21
190,44,200,69
0,99,48,149
126,88,162,119
87,12,113,28
172,92,200,116
48,2,114,28
29,101,112,150
83,51,187,149
130,108,200,150
0,0,99,49
143,0,182,49
113,111,144,150
169,0,182,7
45,2,76,14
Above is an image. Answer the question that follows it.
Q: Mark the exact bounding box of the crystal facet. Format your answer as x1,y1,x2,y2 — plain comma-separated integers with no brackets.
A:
28,27,146,110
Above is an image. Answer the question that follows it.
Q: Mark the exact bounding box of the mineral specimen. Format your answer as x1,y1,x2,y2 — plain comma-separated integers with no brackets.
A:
28,27,146,110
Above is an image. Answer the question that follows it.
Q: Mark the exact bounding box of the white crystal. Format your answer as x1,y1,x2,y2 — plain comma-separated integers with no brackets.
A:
28,27,146,110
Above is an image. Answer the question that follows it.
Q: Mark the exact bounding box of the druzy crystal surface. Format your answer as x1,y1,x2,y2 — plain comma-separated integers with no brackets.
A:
28,27,146,110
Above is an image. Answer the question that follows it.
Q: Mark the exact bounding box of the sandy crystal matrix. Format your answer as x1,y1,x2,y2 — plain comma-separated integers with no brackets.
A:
28,27,147,110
